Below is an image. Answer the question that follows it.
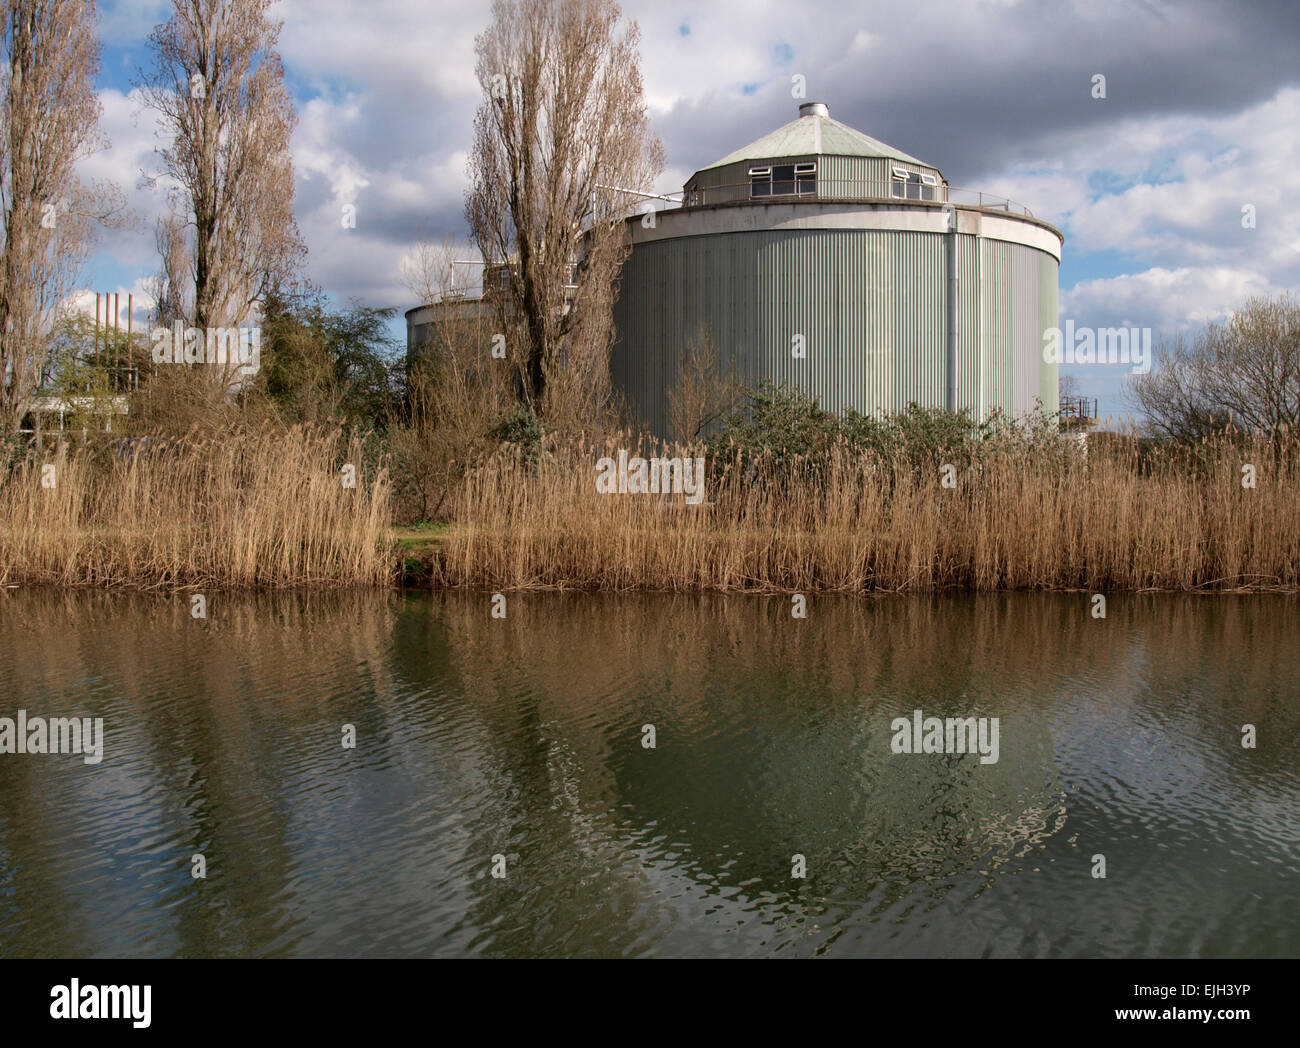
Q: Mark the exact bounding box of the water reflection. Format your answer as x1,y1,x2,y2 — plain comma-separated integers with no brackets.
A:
0,589,1296,957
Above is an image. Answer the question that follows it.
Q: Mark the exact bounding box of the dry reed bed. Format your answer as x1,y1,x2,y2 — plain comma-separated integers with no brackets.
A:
435,435,1300,592
3,426,1296,593
0,427,393,587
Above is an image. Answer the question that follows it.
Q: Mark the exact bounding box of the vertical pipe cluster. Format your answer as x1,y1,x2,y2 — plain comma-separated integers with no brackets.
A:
91,292,135,385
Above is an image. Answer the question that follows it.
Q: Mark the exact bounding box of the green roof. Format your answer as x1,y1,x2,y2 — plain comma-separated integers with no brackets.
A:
696,104,934,172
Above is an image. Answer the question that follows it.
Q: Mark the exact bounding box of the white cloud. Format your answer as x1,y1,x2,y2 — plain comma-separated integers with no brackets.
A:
1016,88,1300,270
849,30,876,54
1060,266,1281,334
76,88,173,272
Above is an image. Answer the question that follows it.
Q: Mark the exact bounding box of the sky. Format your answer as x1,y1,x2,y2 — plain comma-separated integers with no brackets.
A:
78,0,1300,425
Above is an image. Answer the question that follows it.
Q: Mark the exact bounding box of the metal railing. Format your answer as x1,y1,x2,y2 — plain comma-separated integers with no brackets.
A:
429,262,583,306
680,178,1035,217
1059,395,1099,427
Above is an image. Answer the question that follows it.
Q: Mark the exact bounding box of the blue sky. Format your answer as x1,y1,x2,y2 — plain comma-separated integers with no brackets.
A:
76,0,1300,427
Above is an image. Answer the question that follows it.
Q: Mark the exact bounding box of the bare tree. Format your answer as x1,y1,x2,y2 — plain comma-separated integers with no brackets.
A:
402,232,479,309
1128,292,1300,441
0,0,123,435
138,0,304,335
150,208,193,327
465,0,663,427
667,328,744,443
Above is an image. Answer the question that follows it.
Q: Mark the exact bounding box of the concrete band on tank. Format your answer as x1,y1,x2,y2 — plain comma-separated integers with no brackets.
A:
405,297,487,365
628,199,1063,262
405,304,436,327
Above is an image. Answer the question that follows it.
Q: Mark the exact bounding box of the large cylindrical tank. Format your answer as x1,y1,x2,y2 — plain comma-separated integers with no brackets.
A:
610,104,1063,437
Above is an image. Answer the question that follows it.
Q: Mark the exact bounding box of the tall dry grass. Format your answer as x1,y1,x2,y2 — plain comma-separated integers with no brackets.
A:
0,426,393,587
435,432,1300,592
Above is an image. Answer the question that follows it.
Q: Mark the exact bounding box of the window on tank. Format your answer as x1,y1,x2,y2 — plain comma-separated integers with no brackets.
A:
749,163,816,197
891,166,939,201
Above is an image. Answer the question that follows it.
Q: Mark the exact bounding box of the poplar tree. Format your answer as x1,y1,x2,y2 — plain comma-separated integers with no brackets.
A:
139,0,304,335
0,0,120,434
466,0,663,425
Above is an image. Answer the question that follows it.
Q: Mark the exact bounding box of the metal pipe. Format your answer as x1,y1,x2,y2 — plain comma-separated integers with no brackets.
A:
594,183,681,203
944,205,958,414
977,234,985,424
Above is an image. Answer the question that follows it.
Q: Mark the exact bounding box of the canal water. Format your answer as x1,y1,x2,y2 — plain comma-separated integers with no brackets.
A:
0,589,1296,958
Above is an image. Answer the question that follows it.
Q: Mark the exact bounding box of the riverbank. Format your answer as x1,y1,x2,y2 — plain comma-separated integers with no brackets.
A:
420,435,1300,593
5,425,1298,593
0,427,392,588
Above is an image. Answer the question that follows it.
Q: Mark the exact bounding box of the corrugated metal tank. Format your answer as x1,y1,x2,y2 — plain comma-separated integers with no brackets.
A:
611,104,1063,437
612,214,1060,435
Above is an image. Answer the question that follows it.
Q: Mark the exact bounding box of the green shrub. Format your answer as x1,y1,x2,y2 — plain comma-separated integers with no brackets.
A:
490,405,544,470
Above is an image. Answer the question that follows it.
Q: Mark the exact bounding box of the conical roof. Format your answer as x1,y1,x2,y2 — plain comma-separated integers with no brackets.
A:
695,102,934,172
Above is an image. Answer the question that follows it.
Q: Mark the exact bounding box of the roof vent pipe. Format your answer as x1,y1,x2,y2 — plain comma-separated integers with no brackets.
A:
798,102,829,118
